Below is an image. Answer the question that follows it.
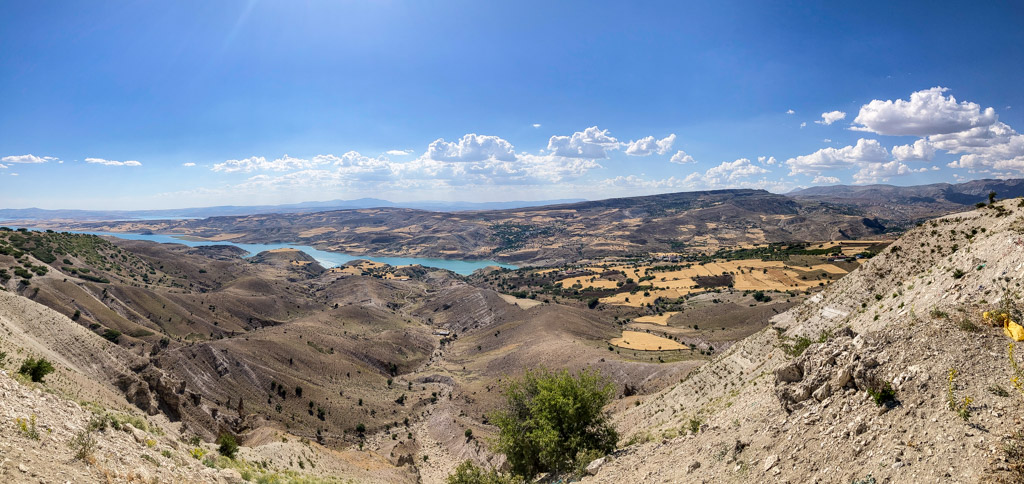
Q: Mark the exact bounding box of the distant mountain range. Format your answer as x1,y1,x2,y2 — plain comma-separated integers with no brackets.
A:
0,197,587,221
788,178,1024,220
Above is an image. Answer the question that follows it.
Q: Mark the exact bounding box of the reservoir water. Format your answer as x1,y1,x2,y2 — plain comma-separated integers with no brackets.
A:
33,229,517,275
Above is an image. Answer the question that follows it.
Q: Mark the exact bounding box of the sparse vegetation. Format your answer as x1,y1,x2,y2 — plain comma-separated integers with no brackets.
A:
446,460,519,484
947,368,973,421
866,382,897,407
70,428,97,460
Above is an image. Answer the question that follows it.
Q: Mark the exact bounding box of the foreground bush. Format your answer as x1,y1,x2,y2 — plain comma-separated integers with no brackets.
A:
490,367,617,479
217,433,238,459
18,357,55,383
446,461,519,484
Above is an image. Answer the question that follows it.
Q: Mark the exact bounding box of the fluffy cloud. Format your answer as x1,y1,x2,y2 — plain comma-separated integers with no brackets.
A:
182,162,196,167
0,163,7,169
424,134,516,162
757,156,778,165
624,134,675,156
786,109,795,115
704,158,769,182
891,139,936,161
811,175,840,184
532,123,541,128
385,149,413,156
816,111,846,125
670,150,696,164
786,138,889,176
946,133,1024,173
2,154,58,164
547,126,620,159
852,87,998,136
86,158,142,167
853,161,929,184
601,172,793,193
929,121,1017,153
211,155,321,173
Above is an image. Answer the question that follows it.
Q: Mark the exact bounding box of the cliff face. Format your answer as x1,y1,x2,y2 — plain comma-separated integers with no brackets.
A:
585,200,1024,483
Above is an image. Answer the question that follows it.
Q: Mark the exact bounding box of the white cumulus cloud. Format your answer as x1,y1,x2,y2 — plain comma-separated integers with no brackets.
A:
704,158,769,182
624,134,676,156
852,87,998,136
853,161,929,184
891,139,936,161
547,126,620,159
816,111,847,125
385,149,414,156
182,162,196,167
786,139,889,176
670,150,696,164
424,134,516,162
211,155,323,173
811,175,841,184
2,154,58,164
786,109,795,115
86,158,142,167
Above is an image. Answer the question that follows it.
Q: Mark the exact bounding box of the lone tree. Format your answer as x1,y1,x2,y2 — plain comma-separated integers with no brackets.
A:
18,357,55,383
989,190,998,205
217,433,238,459
489,367,618,479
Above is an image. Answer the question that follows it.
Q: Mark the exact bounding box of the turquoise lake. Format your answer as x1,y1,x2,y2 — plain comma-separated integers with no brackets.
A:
35,229,517,275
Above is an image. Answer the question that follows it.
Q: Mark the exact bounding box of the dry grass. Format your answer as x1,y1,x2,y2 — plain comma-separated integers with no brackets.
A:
610,331,687,351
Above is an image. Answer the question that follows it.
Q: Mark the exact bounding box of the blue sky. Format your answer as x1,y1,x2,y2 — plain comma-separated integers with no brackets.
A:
2,1,1023,209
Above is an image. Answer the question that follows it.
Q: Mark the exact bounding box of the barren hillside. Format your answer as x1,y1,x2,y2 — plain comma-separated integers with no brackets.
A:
583,199,1024,483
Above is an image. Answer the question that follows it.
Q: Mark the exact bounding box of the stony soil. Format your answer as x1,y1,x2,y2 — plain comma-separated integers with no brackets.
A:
584,201,1024,483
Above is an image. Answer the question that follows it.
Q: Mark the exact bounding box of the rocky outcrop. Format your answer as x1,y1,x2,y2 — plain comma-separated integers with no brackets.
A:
774,327,892,413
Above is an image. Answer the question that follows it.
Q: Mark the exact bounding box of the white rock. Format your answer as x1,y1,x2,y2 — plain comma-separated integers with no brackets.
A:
763,454,779,471
585,457,606,475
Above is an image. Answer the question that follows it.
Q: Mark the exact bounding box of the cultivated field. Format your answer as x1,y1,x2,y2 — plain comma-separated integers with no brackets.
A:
609,330,687,351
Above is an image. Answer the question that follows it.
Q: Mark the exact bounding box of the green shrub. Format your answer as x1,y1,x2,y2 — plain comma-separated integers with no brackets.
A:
867,382,897,406
101,329,121,343
446,460,519,484
217,433,238,459
18,357,55,383
70,428,97,460
490,367,617,479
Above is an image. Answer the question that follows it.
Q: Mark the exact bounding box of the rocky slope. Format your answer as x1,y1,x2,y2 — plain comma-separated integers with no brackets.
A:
0,288,419,483
585,199,1024,483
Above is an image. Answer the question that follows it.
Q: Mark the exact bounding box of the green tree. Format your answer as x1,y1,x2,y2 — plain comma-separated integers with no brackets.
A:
18,357,55,383
490,368,617,479
217,433,238,459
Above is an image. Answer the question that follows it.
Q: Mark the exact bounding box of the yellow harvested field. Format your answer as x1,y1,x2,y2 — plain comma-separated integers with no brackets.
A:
633,312,678,326
610,331,687,351
498,294,544,309
556,276,620,289
290,260,313,266
600,289,680,307
297,227,337,238
267,248,300,253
